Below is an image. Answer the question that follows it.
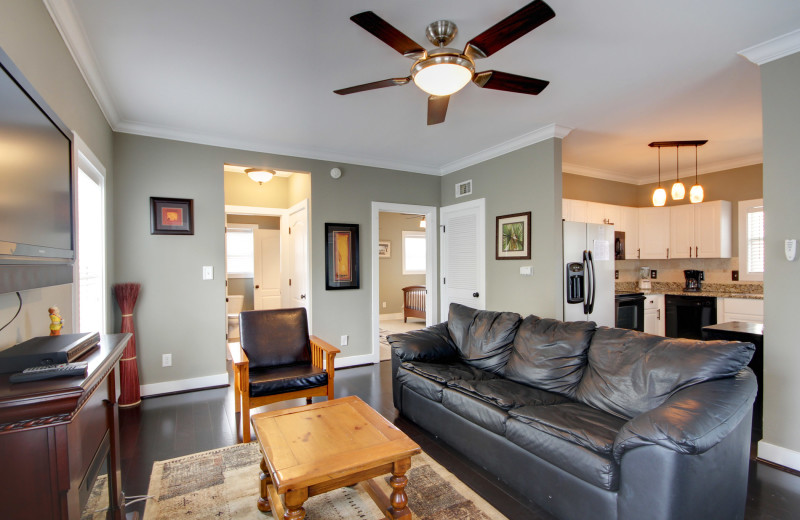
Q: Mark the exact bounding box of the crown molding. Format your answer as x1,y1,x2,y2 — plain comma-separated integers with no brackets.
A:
44,0,120,127
562,162,642,184
438,123,573,175
115,119,441,175
739,29,800,65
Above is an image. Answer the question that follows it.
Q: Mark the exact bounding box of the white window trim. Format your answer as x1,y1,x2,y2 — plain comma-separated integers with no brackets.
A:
72,133,107,333
738,198,764,282
402,230,427,275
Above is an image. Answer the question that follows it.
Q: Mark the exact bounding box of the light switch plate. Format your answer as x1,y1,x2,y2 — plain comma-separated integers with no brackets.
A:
519,266,533,276
202,265,214,280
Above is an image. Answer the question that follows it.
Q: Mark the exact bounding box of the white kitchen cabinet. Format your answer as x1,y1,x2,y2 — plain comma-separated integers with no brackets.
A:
638,207,671,259
619,206,639,259
563,199,589,223
588,202,621,226
669,205,696,258
644,294,665,336
717,298,763,324
668,201,731,259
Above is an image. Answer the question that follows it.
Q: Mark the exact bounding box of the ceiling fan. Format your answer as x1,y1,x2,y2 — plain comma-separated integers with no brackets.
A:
334,1,555,125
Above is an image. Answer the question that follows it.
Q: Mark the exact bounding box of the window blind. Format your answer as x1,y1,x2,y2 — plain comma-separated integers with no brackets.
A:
746,208,764,274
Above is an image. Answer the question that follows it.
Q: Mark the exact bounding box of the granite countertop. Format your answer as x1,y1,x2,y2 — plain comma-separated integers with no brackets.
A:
615,281,764,300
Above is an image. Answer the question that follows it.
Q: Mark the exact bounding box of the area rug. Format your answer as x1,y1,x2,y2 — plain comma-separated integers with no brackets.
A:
142,442,508,520
379,328,392,361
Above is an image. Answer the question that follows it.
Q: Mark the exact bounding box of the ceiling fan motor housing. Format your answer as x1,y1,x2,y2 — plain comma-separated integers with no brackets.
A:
426,20,458,47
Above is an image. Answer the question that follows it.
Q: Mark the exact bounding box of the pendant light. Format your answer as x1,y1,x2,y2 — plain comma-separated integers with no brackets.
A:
689,145,704,203
671,146,685,200
652,147,667,207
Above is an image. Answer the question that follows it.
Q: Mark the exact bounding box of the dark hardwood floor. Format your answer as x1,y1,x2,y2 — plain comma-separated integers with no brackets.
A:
119,361,800,519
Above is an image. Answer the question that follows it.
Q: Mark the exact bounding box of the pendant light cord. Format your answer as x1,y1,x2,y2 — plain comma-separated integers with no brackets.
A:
695,145,699,182
657,147,661,185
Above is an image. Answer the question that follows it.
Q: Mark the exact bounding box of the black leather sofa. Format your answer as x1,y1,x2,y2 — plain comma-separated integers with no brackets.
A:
389,303,757,520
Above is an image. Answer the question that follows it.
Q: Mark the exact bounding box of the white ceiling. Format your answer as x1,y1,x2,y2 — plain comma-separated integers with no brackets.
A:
47,0,800,183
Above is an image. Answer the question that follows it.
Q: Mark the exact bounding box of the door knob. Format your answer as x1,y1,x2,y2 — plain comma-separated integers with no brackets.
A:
472,292,479,298
255,285,260,289
300,294,306,299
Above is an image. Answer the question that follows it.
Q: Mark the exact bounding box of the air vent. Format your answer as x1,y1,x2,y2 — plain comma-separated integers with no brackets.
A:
455,180,472,198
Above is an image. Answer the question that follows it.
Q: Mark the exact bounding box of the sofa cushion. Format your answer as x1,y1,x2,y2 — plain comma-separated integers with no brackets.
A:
447,303,522,373
249,364,327,398
504,316,596,398
509,402,627,455
575,327,756,420
505,417,620,491
447,378,570,411
395,366,447,402
442,387,510,436
400,360,499,384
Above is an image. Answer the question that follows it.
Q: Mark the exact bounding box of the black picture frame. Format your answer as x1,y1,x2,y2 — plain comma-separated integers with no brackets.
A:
496,211,531,260
325,223,360,290
150,197,194,235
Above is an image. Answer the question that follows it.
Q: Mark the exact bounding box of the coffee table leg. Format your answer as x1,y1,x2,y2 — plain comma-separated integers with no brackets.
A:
283,488,308,520
387,458,412,519
258,457,271,512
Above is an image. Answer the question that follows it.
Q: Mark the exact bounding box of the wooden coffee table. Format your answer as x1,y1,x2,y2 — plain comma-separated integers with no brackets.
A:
252,396,421,520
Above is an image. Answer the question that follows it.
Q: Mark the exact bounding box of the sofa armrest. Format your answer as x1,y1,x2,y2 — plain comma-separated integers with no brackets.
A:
613,368,757,462
387,322,458,363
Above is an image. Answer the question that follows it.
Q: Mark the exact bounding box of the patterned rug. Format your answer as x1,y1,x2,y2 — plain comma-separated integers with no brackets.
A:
379,328,392,361
142,442,507,520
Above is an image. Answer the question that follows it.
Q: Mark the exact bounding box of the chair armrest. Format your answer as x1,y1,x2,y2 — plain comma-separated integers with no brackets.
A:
226,341,249,367
613,368,757,462
310,335,340,373
387,322,457,363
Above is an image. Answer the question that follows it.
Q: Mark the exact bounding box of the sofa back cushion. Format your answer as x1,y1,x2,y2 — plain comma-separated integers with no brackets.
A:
503,316,596,398
447,303,521,373
575,327,756,419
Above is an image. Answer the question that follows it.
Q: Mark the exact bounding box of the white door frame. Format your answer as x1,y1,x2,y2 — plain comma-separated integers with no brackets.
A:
440,198,486,318
371,202,438,364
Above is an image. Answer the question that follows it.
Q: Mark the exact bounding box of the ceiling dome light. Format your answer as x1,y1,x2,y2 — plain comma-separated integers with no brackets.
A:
412,50,474,97
245,168,275,185
653,187,667,207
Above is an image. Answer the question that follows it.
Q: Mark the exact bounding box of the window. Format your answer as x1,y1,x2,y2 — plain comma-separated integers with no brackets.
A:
226,226,255,277
738,199,764,281
402,231,426,275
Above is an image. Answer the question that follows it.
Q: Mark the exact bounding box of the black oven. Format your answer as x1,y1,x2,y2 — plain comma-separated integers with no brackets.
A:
615,293,645,331
665,294,716,339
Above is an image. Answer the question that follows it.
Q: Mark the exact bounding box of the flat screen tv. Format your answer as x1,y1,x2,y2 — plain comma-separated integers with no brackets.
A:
0,46,74,294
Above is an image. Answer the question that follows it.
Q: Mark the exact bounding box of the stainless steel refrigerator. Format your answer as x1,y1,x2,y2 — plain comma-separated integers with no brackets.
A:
563,221,615,327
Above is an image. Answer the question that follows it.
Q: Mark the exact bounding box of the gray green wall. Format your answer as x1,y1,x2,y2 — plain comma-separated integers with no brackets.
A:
113,133,440,385
0,0,114,349
378,212,427,315
760,51,800,458
441,139,563,318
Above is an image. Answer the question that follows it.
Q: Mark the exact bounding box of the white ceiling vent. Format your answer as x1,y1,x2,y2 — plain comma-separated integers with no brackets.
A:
455,180,473,198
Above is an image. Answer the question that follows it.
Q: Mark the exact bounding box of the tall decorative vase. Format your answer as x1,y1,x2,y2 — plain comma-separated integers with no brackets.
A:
114,283,141,407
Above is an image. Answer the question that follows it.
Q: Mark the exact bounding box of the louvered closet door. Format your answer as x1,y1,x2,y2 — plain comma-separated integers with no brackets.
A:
440,198,486,318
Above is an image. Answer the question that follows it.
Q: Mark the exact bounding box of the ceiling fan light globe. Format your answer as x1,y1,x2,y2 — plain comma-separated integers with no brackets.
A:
412,53,474,97
671,181,685,200
689,184,704,203
653,187,667,207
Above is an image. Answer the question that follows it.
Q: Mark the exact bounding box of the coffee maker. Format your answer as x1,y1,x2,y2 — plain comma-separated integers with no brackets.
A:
684,270,703,292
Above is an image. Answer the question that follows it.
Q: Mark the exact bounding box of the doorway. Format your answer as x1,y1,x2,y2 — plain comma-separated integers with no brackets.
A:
371,202,438,363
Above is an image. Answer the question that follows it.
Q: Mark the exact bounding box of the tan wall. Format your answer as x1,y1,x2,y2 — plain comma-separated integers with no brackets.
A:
563,173,640,206
378,213,427,316
224,171,289,208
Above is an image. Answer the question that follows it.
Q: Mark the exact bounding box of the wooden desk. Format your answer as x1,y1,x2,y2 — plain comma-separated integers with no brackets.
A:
253,396,421,520
0,333,130,519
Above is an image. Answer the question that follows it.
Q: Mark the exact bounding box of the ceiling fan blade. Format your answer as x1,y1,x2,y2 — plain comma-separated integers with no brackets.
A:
350,11,426,59
334,77,411,96
473,71,549,95
427,95,449,125
464,0,555,59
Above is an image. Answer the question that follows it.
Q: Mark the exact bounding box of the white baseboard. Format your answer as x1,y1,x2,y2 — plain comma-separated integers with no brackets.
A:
334,353,376,368
140,373,228,397
757,441,800,472
379,313,404,321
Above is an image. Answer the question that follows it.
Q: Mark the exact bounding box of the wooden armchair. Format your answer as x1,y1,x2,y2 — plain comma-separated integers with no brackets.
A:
227,308,339,443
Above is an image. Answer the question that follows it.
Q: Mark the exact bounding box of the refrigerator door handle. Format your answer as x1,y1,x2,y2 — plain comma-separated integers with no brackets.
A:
582,250,590,314
586,250,596,315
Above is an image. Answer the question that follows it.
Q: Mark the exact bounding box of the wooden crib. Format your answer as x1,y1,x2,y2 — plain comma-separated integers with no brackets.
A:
402,285,426,323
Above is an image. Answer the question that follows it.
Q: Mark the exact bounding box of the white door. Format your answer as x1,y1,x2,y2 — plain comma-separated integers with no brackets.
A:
283,200,309,312
253,229,281,309
440,198,485,317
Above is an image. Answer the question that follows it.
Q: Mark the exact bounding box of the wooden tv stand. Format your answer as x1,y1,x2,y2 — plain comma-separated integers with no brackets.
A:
0,333,130,520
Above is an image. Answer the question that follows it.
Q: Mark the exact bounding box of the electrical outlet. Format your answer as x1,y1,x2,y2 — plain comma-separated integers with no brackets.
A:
615,270,619,280
340,335,348,346
732,270,739,281
162,353,172,367
650,270,657,279
382,302,387,309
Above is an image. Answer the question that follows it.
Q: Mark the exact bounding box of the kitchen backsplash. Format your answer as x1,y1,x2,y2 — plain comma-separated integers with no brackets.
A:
615,258,763,293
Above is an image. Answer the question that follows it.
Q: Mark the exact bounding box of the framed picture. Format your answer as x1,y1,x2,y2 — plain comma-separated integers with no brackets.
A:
378,240,391,258
150,197,194,235
496,211,531,260
325,223,360,290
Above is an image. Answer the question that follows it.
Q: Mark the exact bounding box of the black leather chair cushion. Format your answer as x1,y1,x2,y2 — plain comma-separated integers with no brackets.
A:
447,303,521,373
396,365,448,402
509,402,627,455
388,322,458,363
504,315,596,399
442,387,510,436
505,416,621,490
447,378,570,410
248,364,327,398
239,308,311,370
576,327,756,420
400,360,499,384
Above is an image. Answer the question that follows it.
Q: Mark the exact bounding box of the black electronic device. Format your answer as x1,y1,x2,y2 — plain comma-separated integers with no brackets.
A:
0,45,74,295
0,332,99,374
9,361,89,383
566,262,585,304
684,269,703,292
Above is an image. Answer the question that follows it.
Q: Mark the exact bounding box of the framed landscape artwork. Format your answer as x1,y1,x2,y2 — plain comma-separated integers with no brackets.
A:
325,223,360,289
150,197,194,235
378,240,391,258
496,211,531,260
